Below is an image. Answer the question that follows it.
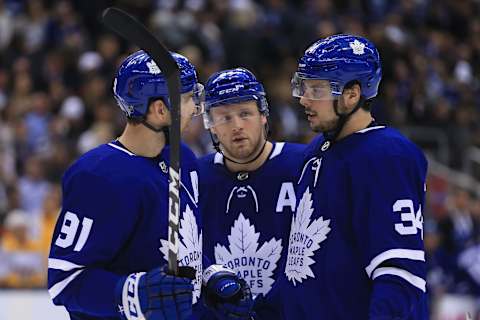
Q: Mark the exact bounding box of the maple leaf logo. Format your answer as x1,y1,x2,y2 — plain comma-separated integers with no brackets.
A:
147,60,161,74
160,205,203,304
215,213,282,297
285,187,331,286
349,39,365,55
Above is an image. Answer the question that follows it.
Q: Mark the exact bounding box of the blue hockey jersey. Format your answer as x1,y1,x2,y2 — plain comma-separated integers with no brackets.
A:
198,142,306,298
48,141,202,319
276,126,428,319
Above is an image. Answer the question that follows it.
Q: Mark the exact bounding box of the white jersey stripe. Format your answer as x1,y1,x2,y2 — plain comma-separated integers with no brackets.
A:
372,267,426,292
269,142,285,160
297,157,318,185
48,270,84,300
356,126,385,133
366,249,425,277
181,181,198,208
214,152,224,164
48,258,84,271
108,143,136,156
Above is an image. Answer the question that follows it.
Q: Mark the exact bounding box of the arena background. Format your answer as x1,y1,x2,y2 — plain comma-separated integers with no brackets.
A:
0,0,479,319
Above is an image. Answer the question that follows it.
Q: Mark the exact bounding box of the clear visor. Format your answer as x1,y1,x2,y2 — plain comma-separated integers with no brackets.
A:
291,73,343,100
202,104,261,129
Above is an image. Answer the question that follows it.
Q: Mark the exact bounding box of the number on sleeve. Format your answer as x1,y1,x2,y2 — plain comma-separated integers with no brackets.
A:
393,199,423,239
55,211,93,251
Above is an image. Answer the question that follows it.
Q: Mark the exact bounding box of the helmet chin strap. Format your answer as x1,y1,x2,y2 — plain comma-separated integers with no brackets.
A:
324,96,365,142
140,97,172,139
141,120,170,143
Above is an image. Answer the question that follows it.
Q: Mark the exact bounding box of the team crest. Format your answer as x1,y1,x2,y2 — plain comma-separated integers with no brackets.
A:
160,205,202,303
147,60,161,74
349,39,365,55
285,187,331,286
215,213,282,296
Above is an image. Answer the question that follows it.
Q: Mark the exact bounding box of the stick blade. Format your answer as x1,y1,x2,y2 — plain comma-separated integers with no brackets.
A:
101,7,178,77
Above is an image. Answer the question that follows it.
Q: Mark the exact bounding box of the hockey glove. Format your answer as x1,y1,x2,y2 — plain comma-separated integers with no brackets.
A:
202,264,255,320
116,265,196,320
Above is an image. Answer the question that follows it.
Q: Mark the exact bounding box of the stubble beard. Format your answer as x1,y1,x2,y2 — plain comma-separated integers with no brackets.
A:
310,118,338,133
222,133,264,162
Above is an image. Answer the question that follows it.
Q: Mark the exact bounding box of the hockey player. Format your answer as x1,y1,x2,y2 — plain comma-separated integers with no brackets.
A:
278,34,429,319
47,50,248,320
198,68,305,318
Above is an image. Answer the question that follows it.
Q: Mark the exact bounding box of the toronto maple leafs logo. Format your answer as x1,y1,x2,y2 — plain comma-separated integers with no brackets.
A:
285,187,331,286
215,213,282,296
160,205,202,304
349,39,365,55
147,60,161,74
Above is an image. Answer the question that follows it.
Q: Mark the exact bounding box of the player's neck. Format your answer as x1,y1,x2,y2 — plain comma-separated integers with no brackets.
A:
336,109,374,140
225,141,273,173
118,123,166,157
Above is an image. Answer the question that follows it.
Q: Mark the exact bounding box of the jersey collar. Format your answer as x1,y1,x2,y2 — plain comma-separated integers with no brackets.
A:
213,142,285,165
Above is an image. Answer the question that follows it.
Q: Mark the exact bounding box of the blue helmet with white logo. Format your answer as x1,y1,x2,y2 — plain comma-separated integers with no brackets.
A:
204,68,269,114
113,50,199,119
292,34,382,100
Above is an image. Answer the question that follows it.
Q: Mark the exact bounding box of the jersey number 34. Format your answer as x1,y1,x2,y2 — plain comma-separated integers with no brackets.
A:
393,199,423,240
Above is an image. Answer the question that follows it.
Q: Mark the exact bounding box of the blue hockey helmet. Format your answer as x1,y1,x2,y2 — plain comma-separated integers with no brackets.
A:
202,68,269,128
292,34,382,100
113,50,201,119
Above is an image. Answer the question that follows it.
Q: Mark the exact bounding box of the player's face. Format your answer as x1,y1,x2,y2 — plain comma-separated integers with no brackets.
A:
210,101,267,160
180,92,197,132
299,79,338,132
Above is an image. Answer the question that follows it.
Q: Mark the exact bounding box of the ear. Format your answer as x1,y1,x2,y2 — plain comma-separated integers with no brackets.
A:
148,99,170,122
261,114,267,125
344,84,361,108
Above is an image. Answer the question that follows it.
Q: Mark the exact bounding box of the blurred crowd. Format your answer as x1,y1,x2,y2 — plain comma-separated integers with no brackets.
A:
0,0,479,318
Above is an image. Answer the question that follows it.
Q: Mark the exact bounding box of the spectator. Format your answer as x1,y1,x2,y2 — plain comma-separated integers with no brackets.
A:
77,100,116,153
0,0,13,50
439,188,478,254
0,209,44,288
37,184,60,256
17,156,50,231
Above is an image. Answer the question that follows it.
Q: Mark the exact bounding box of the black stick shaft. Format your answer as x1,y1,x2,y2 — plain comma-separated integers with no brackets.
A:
102,7,181,274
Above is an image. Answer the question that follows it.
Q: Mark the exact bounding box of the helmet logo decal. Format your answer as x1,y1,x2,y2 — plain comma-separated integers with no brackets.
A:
147,60,161,74
349,39,365,55
218,84,244,96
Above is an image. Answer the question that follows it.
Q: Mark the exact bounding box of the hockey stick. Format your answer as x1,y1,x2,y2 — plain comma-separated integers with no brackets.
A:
102,7,181,275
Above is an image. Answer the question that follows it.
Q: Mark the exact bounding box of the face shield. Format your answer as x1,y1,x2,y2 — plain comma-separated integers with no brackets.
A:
291,72,343,101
